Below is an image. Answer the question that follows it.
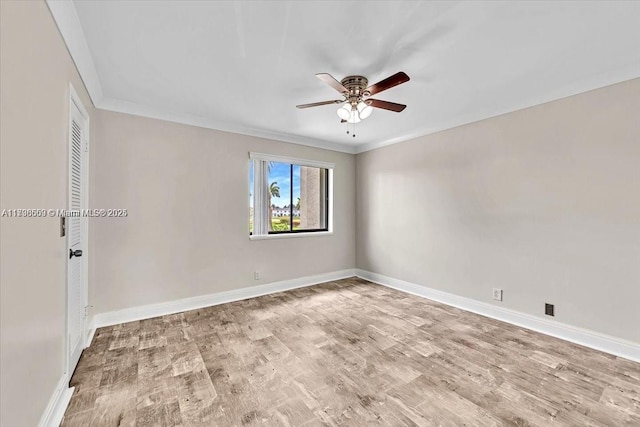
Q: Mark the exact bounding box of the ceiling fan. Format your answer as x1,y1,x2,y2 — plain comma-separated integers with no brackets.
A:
296,72,410,124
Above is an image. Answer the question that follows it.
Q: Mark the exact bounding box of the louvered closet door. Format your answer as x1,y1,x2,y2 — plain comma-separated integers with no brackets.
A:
67,98,87,377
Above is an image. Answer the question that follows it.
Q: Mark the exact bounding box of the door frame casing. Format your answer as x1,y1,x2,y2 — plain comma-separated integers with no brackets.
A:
66,83,90,381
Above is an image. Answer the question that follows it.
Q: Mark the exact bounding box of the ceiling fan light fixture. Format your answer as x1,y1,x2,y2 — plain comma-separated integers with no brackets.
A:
357,101,373,119
347,109,361,124
337,104,351,120
339,104,361,123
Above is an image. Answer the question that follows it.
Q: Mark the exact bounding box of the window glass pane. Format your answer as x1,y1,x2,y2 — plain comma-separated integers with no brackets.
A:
268,161,291,232
298,166,327,230
249,156,330,236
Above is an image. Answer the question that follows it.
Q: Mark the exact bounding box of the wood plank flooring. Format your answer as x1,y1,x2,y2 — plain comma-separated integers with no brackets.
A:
62,277,640,426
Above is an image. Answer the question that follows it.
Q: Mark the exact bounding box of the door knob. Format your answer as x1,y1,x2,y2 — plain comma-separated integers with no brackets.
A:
69,249,83,259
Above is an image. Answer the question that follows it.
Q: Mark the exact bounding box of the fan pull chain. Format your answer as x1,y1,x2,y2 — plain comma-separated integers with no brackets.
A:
352,110,356,138
344,105,356,138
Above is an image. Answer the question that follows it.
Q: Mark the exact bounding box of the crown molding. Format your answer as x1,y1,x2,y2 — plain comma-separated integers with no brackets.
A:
46,1,638,156
46,0,103,106
45,1,355,153
98,97,356,154
45,1,354,153
355,70,640,154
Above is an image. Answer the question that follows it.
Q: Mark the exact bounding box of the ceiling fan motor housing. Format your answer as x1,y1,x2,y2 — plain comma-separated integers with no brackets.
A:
341,75,370,105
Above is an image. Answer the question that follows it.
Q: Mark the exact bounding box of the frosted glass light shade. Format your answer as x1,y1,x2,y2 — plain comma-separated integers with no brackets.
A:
338,104,361,123
357,101,373,119
337,104,351,120
347,107,361,123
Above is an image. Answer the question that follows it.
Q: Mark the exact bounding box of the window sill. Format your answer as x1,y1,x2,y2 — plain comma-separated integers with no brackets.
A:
249,231,333,241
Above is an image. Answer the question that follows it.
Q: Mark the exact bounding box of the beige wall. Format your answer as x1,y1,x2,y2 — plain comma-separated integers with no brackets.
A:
356,78,640,343
0,1,94,426
90,109,355,314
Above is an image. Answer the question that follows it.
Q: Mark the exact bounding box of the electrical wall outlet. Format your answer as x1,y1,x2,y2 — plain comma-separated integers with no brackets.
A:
254,271,260,280
492,288,503,301
545,303,554,316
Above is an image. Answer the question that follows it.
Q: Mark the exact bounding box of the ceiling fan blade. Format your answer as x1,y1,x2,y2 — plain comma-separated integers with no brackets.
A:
296,99,344,109
367,99,407,112
316,73,348,94
366,72,410,96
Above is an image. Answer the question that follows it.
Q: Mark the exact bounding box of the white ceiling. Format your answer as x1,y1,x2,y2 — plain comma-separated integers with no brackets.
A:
53,1,640,153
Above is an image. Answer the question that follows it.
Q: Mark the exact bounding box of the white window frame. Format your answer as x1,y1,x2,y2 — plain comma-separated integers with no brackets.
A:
249,152,334,240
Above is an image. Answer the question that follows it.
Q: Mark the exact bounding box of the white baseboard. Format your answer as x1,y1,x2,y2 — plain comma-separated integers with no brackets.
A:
85,321,97,347
356,269,640,363
91,269,357,329
87,267,638,363
38,375,74,427
57,267,637,427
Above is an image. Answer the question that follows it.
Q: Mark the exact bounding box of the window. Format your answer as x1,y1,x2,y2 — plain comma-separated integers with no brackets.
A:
249,153,333,239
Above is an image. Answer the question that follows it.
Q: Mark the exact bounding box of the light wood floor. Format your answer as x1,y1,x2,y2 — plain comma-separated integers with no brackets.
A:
62,277,640,426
